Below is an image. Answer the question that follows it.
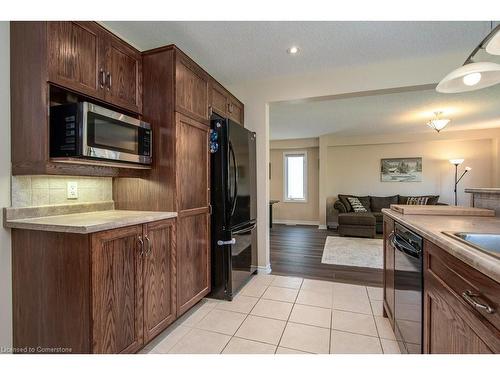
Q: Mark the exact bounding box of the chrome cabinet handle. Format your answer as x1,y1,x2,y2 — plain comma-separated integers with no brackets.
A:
144,235,152,256
138,236,145,256
462,290,495,314
217,238,236,246
99,68,105,89
106,72,111,90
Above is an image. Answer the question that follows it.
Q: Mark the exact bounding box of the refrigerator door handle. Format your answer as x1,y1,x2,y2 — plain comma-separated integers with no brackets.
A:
229,141,238,217
217,238,236,246
232,222,257,235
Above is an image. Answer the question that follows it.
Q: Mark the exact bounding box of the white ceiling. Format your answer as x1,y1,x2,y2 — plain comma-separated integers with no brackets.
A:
102,21,490,85
269,84,500,139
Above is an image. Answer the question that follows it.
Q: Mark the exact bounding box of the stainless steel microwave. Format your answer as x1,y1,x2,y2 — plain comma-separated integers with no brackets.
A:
50,102,152,165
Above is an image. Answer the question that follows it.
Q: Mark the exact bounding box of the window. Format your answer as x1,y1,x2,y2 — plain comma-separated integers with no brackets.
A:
283,151,307,202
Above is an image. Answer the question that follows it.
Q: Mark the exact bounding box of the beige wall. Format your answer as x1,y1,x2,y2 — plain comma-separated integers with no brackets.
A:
318,128,500,226
326,138,492,207
0,21,12,350
270,144,319,224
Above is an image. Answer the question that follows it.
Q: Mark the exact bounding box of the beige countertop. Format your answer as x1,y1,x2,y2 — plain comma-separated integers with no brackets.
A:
465,187,500,194
4,209,178,234
382,208,500,283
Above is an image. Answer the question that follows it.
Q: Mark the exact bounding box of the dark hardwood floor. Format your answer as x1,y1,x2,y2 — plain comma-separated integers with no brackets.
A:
270,224,383,287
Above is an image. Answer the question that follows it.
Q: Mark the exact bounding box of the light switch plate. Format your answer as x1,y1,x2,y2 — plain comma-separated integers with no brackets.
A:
67,181,78,199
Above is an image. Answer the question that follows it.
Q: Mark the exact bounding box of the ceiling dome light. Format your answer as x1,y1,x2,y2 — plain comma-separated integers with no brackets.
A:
427,111,450,133
462,72,482,86
436,62,500,93
486,28,500,55
287,46,299,55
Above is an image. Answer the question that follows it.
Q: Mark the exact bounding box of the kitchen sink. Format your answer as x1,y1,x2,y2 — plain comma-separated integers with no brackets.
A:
444,232,500,258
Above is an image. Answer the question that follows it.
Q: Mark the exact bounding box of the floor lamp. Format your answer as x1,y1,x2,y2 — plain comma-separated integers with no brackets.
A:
449,159,472,206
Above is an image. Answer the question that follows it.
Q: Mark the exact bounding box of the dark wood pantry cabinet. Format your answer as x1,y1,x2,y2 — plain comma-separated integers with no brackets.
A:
114,46,213,317
12,219,176,354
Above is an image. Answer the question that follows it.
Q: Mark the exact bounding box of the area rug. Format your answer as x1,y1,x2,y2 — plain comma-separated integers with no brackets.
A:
321,236,383,269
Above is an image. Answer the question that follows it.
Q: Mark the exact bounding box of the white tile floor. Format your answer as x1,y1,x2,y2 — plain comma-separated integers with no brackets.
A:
141,274,401,354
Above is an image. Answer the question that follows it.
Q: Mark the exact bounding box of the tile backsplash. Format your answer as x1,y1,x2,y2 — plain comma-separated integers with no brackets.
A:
11,176,113,207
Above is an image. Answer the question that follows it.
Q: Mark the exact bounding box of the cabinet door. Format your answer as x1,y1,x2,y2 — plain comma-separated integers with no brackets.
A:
175,54,209,122
209,81,229,117
228,96,244,125
424,279,493,354
48,21,104,99
143,219,176,343
383,216,395,323
424,241,499,353
104,36,142,113
177,211,210,315
176,113,210,211
91,225,144,353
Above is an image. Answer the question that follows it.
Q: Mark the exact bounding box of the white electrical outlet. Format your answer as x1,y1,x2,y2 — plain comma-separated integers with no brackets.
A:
67,181,78,199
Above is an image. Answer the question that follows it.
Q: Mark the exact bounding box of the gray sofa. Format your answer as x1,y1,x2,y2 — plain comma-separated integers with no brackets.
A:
327,194,441,238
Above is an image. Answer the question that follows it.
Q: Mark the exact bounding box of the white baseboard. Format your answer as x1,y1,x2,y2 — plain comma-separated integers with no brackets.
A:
317,224,327,230
256,264,272,274
273,219,320,226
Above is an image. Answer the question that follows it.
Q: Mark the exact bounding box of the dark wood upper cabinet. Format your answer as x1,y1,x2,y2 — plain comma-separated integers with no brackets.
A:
91,225,144,354
228,95,244,125
103,34,142,113
175,54,209,123
143,219,177,342
383,215,395,324
209,80,230,117
11,21,145,177
47,21,142,114
47,21,103,100
208,79,245,126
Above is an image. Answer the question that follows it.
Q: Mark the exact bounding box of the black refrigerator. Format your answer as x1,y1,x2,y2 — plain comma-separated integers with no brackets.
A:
209,114,258,300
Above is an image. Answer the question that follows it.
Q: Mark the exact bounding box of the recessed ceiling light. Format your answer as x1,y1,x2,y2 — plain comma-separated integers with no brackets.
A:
287,46,299,55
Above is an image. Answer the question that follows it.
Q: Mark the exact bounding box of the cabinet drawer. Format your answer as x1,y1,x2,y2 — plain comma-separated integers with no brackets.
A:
426,241,500,332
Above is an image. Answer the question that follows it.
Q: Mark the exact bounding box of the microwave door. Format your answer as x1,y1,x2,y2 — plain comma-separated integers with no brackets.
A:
84,103,152,165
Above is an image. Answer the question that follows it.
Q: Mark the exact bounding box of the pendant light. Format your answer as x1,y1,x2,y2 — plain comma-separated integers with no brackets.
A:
427,111,450,132
436,62,500,93
486,28,500,55
437,22,500,94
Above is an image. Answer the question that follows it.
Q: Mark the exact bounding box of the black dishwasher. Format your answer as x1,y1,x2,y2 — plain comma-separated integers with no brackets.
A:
392,222,424,354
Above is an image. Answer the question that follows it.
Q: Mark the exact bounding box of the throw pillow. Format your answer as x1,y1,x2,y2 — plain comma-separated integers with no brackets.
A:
347,197,368,212
406,196,429,205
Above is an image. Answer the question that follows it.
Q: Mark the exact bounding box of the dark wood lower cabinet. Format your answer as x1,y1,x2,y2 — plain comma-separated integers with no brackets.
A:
177,211,210,315
424,240,500,354
91,225,144,354
143,220,177,342
12,218,176,354
383,213,500,354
